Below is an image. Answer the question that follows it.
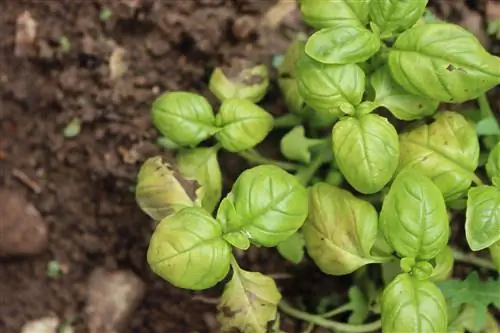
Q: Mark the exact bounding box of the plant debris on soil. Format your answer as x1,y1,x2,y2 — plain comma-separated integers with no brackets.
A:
0,1,499,333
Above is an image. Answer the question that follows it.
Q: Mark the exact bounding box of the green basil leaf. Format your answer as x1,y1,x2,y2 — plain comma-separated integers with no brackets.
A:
398,111,480,201
135,157,198,221
303,183,381,275
370,65,439,120
280,125,323,164
332,113,399,194
476,117,500,136
215,99,273,152
305,23,381,65
486,142,500,185
369,0,428,38
216,165,309,247
147,207,231,290
429,246,454,282
489,241,500,272
152,91,218,147
208,64,269,103
381,273,448,333
296,53,365,115
217,262,281,332
176,146,222,214
380,168,450,260
465,185,500,251
276,232,306,264
388,23,500,103
277,39,306,115
299,0,370,29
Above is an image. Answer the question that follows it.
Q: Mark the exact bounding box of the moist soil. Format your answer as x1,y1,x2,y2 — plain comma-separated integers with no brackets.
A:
0,1,499,333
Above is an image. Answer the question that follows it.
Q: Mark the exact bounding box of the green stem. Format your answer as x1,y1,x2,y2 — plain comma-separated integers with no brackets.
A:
451,247,497,271
237,150,299,171
470,172,485,186
478,93,495,120
273,113,303,128
320,303,353,318
295,141,332,186
279,300,381,333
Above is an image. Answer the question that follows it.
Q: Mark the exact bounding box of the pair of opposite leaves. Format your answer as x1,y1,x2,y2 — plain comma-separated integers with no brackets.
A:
142,164,309,291
151,91,274,153
297,0,500,111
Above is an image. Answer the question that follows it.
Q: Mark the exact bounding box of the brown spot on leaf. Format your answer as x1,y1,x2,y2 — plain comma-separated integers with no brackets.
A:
221,306,237,318
446,64,456,71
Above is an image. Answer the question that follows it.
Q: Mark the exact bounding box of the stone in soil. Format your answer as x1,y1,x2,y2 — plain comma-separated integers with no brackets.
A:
0,189,48,257
20,316,59,333
86,268,146,333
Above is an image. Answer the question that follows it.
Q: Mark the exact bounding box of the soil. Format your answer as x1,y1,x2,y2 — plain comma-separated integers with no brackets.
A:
0,1,499,333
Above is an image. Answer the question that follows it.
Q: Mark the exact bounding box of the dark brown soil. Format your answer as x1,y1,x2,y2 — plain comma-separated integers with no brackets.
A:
0,1,499,333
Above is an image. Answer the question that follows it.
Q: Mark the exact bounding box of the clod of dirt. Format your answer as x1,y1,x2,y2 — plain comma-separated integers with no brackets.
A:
86,268,146,333
232,15,257,40
20,316,59,333
14,11,37,57
0,189,48,257
109,46,128,80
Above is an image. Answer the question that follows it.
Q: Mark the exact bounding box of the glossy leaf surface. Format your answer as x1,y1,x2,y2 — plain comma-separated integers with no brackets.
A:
429,246,454,281
147,207,231,290
369,0,428,37
299,0,370,29
388,23,500,103
398,111,480,201
303,183,380,275
465,185,500,251
152,91,217,147
381,273,448,333
215,99,273,152
486,142,500,185
332,113,399,194
380,169,449,260
216,165,309,247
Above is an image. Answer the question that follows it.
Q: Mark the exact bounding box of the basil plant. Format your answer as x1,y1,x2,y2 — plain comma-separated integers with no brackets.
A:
135,1,500,332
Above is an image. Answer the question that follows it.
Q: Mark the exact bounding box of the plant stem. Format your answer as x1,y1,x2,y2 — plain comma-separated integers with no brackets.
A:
279,300,381,333
478,93,495,120
295,141,331,186
273,113,303,128
237,149,299,171
451,247,497,271
320,303,353,318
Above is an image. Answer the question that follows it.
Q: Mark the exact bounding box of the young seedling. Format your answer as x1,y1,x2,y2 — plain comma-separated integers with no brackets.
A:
135,1,500,332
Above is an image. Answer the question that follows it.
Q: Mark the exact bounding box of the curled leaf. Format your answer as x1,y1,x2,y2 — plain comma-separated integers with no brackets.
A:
217,262,281,333
465,185,500,251
380,169,450,260
135,156,198,221
152,91,218,147
398,111,480,201
215,99,273,152
147,207,231,290
303,183,381,275
332,113,399,194
176,146,222,214
388,23,500,103
370,65,439,121
276,232,305,264
489,241,500,272
277,39,306,115
381,273,448,333
280,125,323,164
216,165,309,247
486,142,500,185
429,246,454,281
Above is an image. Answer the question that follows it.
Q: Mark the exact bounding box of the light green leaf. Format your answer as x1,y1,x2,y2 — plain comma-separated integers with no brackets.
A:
448,304,500,333
381,273,448,333
303,183,381,275
489,241,500,272
370,65,439,120
63,117,82,138
429,246,454,281
296,53,365,115
465,185,500,251
135,157,198,221
280,125,323,164
398,111,480,201
332,113,399,194
486,142,500,184
277,39,307,115
380,168,450,260
217,262,281,333
305,23,381,65
176,146,222,214
215,99,273,152
216,165,309,247
347,286,370,325
147,207,231,290
369,0,428,38
152,91,218,147
276,232,305,264
476,117,500,136
299,0,370,29
388,23,500,103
